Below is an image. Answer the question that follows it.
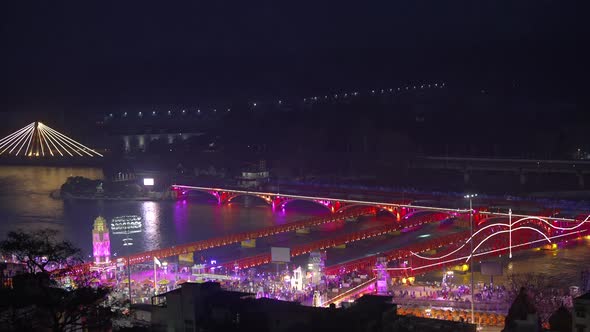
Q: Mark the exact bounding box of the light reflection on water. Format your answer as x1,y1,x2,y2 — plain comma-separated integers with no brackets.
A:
0,166,326,258
2,166,590,288
141,201,161,251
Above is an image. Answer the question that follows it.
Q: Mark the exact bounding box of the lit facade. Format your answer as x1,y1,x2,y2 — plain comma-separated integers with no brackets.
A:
92,216,111,265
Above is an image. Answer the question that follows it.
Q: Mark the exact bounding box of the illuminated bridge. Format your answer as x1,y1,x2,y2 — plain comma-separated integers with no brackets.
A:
125,207,378,265
0,122,103,157
324,211,590,277
73,185,590,282
171,185,470,217
217,211,455,270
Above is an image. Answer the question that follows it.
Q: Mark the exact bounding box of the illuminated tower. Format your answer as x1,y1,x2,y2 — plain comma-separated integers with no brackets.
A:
92,216,111,265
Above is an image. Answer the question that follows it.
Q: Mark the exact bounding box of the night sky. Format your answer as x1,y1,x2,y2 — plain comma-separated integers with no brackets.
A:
0,1,579,112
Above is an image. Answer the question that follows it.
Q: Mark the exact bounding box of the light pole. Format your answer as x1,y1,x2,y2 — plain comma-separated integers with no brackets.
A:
509,208,513,259
464,193,477,325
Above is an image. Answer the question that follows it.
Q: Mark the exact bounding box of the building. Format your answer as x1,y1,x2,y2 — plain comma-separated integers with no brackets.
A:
92,216,111,266
237,170,270,188
0,262,25,289
574,292,590,332
237,161,270,189
140,281,475,332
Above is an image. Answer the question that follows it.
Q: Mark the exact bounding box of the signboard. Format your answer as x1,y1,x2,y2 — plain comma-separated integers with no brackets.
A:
179,252,194,265
143,178,154,186
481,261,503,276
271,247,291,263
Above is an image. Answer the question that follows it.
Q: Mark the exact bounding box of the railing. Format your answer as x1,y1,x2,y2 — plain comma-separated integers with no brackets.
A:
220,211,452,270
125,207,375,265
323,278,377,307
393,297,509,313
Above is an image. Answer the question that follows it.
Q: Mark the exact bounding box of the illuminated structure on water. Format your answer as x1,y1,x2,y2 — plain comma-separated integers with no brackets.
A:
92,216,111,266
111,215,142,235
0,121,103,157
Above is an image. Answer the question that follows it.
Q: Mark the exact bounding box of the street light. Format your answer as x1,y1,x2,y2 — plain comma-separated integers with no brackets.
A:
464,193,477,325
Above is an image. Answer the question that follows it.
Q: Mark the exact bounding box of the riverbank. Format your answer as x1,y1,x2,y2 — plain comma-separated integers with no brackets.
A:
51,189,177,201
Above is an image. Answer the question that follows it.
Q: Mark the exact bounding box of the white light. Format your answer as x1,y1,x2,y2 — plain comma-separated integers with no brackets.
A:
143,178,154,186
138,112,142,116
168,111,171,115
410,230,585,272
123,112,127,116
152,111,156,115
253,103,257,107
0,122,102,157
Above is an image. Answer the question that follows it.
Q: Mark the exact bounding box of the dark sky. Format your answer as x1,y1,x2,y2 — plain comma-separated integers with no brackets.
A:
0,1,579,111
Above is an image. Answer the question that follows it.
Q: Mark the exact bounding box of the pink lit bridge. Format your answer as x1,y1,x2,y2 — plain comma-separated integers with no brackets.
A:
79,185,590,280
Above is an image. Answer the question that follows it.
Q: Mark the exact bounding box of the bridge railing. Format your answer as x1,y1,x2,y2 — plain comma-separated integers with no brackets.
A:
394,297,509,313
125,207,375,265
221,210,454,270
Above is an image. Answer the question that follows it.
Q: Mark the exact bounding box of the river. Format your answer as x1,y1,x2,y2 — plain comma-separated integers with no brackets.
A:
1,165,590,289
0,166,326,260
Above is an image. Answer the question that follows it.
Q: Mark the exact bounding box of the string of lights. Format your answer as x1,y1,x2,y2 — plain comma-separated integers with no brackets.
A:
0,122,103,157
105,82,447,119
411,214,590,261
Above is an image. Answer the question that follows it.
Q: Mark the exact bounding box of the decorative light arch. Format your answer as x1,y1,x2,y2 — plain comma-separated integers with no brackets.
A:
411,214,590,262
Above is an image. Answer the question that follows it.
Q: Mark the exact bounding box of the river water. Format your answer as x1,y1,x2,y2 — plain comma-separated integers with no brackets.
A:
1,166,589,289
0,166,326,260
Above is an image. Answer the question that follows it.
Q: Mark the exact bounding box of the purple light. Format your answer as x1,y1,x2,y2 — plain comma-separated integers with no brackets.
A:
92,217,111,265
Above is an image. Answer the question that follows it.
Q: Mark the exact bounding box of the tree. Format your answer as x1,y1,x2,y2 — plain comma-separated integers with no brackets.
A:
0,229,81,274
0,229,113,332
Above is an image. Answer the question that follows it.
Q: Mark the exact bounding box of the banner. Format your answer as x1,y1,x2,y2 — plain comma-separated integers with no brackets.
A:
179,252,194,265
